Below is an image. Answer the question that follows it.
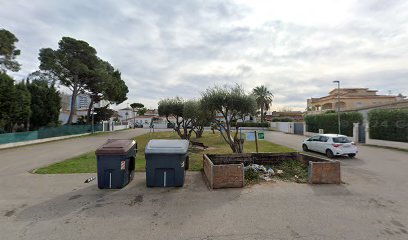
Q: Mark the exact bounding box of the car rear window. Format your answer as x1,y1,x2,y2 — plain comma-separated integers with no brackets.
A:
333,137,351,143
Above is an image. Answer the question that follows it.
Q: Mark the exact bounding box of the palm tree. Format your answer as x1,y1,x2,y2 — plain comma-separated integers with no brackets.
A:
252,85,273,122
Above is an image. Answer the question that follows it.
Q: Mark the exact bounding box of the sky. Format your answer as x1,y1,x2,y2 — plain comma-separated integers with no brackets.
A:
1,0,408,111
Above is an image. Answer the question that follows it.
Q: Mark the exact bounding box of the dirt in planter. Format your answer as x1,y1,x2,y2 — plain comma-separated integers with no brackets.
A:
244,159,308,184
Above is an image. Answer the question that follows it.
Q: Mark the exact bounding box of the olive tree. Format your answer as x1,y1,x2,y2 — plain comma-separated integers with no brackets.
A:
158,97,193,139
201,85,257,153
158,97,212,140
183,100,214,138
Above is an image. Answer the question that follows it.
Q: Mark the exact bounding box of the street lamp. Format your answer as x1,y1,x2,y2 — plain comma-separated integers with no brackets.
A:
333,80,341,135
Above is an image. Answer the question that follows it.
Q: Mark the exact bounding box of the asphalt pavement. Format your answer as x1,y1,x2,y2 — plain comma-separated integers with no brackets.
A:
1,130,408,240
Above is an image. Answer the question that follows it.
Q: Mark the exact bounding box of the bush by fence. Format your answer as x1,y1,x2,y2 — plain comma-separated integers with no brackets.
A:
231,122,270,128
305,112,363,136
368,109,408,143
0,124,103,145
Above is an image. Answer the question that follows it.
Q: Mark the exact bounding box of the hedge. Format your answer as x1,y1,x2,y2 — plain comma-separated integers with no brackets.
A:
304,112,363,136
368,109,408,143
231,122,270,128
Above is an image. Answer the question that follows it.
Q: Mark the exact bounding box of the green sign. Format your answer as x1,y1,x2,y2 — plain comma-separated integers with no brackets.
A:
257,132,265,140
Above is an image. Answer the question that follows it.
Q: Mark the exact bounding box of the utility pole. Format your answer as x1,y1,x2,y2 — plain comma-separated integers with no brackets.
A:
91,106,95,134
333,80,341,135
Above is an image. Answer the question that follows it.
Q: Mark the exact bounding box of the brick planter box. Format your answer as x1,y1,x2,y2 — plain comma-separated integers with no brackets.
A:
203,152,341,189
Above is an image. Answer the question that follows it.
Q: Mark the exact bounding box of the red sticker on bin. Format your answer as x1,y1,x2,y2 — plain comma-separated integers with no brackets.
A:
120,161,125,170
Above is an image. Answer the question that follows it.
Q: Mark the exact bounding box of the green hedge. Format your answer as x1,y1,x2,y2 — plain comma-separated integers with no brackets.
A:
368,109,408,143
305,112,363,136
231,122,270,128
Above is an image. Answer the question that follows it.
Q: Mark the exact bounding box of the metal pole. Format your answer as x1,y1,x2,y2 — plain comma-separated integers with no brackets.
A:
333,81,341,135
92,107,94,134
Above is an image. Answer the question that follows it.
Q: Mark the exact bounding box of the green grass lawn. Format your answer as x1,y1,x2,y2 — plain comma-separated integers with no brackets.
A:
35,131,295,174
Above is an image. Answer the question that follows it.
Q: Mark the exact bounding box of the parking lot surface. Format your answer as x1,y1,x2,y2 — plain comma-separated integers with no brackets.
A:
1,130,408,240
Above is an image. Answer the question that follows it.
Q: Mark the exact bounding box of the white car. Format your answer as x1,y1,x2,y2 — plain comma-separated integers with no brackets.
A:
302,134,358,158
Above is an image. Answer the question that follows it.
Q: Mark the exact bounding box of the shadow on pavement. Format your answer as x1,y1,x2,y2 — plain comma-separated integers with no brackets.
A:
16,172,243,222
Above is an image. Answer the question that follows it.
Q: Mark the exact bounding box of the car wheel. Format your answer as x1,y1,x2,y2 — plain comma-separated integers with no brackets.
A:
348,153,356,158
302,144,309,152
326,149,334,158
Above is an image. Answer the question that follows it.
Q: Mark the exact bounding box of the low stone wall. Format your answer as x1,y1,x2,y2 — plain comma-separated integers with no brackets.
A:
308,161,341,184
203,155,244,189
203,152,341,189
366,138,408,150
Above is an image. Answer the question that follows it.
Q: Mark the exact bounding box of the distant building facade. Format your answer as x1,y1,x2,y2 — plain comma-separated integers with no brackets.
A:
307,88,403,114
118,107,133,122
144,109,159,116
348,99,408,120
59,93,110,123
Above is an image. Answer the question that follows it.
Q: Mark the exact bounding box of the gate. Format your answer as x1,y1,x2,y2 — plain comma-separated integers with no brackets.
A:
294,122,304,135
358,123,366,143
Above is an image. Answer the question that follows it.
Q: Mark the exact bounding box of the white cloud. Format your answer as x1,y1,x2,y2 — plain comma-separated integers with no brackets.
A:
1,0,408,110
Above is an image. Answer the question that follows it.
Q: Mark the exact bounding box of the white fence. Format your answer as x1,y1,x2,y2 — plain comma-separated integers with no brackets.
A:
270,122,294,134
113,124,128,131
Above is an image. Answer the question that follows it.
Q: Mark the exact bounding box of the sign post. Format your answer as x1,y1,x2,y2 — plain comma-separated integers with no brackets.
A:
255,131,259,153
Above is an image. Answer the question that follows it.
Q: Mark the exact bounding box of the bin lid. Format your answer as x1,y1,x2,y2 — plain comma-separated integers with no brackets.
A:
95,139,136,155
145,139,189,154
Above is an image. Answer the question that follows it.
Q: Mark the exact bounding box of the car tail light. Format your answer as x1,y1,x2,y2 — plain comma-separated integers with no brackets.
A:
332,144,342,148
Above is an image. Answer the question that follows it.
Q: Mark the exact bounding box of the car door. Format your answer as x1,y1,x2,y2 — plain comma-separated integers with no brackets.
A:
316,136,329,153
307,135,321,151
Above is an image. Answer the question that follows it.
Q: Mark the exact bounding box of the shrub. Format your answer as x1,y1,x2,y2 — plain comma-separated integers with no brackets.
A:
304,112,363,136
368,109,408,143
231,122,270,128
244,168,260,182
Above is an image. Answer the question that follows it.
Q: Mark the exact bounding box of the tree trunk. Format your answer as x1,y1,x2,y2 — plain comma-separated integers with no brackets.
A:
175,123,184,139
260,105,264,123
67,82,78,124
26,115,30,131
196,126,204,138
86,97,94,124
224,128,243,153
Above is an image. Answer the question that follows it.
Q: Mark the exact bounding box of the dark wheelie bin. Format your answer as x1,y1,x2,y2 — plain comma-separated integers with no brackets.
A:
95,139,137,189
145,139,189,187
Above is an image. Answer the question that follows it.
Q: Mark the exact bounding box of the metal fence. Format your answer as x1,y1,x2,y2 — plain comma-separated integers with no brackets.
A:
0,131,39,144
0,124,103,145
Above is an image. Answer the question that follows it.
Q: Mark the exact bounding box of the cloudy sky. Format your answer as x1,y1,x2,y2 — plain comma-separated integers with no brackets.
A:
1,0,408,110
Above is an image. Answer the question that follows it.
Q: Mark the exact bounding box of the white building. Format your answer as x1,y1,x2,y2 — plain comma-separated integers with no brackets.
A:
76,94,109,110
118,107,133,123
59,93,110,123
